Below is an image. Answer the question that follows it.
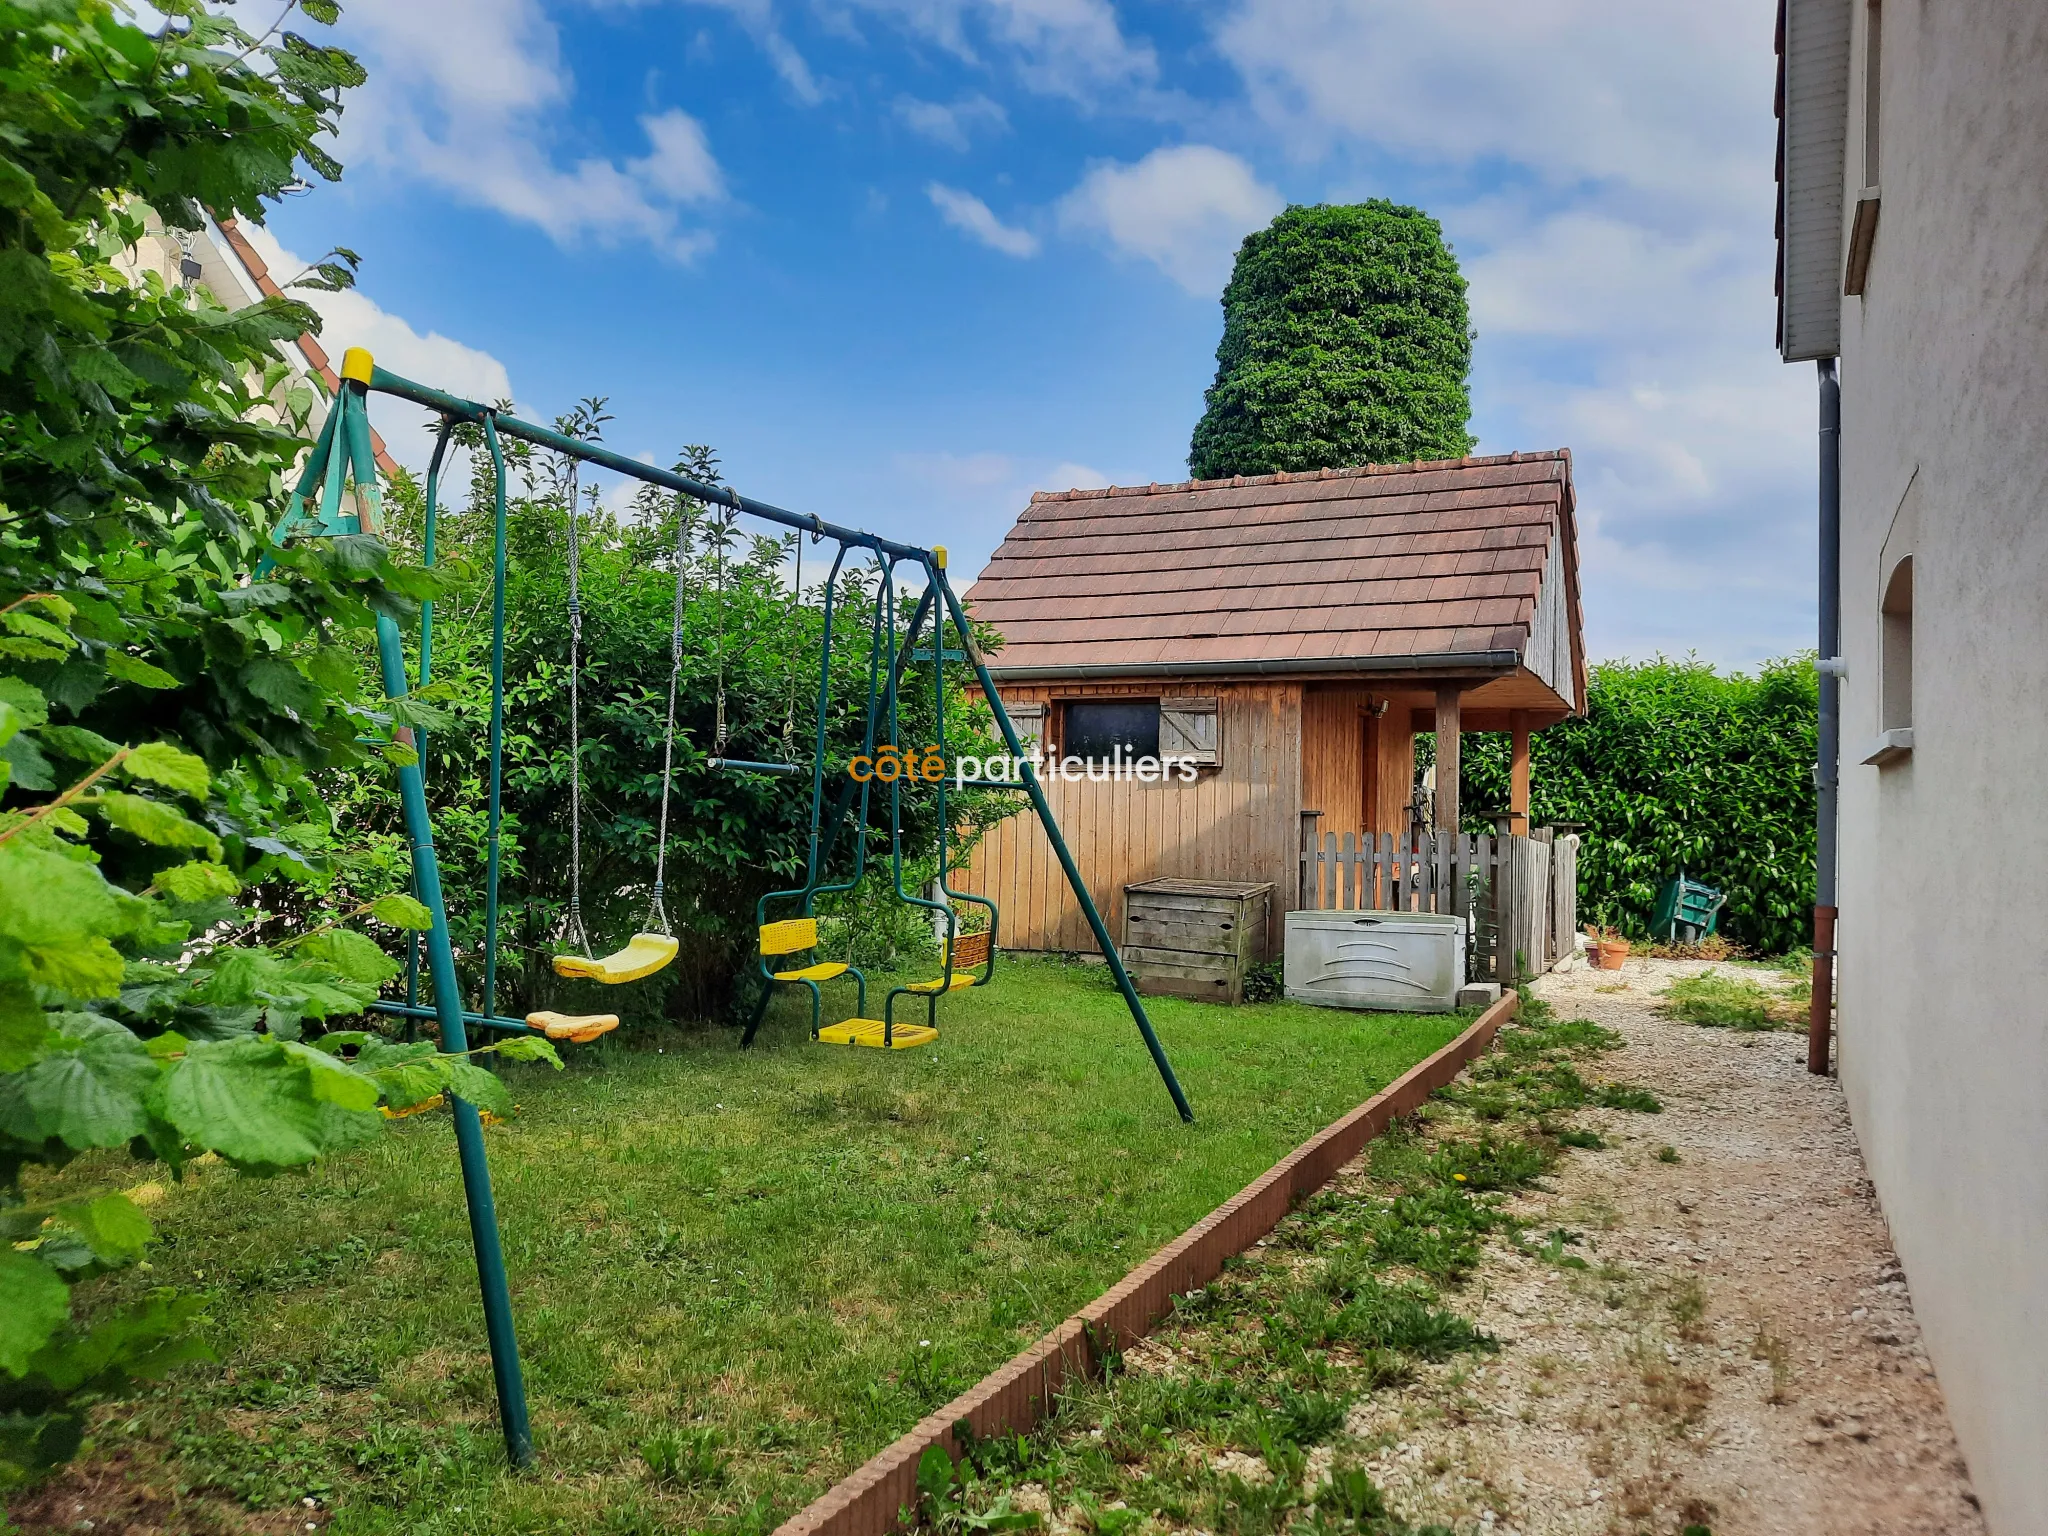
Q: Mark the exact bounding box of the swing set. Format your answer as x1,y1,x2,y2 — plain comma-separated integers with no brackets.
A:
271,349,1193,1469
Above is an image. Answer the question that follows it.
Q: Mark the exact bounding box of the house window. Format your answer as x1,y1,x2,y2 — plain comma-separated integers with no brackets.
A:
1844,0,1884,294
1881,555,1912,731
1059,700,1158,763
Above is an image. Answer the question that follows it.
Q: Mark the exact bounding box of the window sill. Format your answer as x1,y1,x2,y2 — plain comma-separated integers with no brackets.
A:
1862,727,1913,767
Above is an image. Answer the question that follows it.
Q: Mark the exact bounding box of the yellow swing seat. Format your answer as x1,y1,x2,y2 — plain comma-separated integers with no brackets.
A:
817,1017,938,1050
904,929,992,995
526,1010,621,1043
552,933,679,985
773,960,852,983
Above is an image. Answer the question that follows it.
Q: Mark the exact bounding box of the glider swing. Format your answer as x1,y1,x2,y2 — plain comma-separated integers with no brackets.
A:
735,541,998,1050
271,349,1193,1474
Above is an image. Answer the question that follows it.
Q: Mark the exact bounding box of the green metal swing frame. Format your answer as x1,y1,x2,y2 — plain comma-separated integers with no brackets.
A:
270,349,1192,1473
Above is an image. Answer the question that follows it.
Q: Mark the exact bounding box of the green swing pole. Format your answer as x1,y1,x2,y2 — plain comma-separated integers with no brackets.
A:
332,355,535,1466
924,561,997,991
405,422,457,1015
928,559,1194,1123
813,583,935,878
805,559,906,908
479,412,512,1018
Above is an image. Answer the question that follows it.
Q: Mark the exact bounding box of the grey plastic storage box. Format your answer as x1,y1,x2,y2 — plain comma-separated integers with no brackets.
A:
1284,909,1467,1013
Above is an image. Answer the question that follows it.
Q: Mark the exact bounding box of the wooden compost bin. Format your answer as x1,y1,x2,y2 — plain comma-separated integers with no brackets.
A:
1120,878,1273,1004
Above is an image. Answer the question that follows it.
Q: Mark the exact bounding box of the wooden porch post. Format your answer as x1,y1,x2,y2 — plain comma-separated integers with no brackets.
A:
1509,710,1531,836
1434,685,1461,835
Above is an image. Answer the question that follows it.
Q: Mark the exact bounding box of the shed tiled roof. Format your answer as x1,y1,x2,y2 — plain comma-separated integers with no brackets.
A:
966,451,1582,690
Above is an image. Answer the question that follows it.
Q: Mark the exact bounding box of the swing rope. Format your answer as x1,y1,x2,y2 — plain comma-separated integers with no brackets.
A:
645,494,689,938
783,532,802,749
563,455,592,960
713,506,730,757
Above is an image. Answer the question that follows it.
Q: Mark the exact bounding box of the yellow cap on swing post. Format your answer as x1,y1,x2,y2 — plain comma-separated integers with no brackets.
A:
932,546,947,570
339,347,375,384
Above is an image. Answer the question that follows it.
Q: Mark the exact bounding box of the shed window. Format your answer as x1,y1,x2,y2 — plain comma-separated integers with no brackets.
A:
1060,700,1158,763
1881,554,1912,731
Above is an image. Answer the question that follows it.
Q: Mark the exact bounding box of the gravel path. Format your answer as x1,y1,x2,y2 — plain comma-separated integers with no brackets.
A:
1345,957,1985,1535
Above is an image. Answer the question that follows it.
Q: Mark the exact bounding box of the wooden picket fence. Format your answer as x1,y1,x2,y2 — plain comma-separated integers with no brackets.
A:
1295,819,1579,983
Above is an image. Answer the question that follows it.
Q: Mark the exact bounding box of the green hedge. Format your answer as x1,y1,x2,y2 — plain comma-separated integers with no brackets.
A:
1459,657,1818,953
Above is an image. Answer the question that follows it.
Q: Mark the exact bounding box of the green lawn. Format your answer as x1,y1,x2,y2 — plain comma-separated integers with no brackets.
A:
26,959,1466,1536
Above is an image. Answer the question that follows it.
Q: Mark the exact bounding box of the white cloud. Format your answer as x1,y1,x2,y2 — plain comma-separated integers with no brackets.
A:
1217,0,1765,216
1042,460,1112,492
890,451,1115,581
927,183,1041,257
1451,201,1814,661
331,0,725,261
686,0,829,101
842,0,1157,101
1057,145,1283,295
631,109,726,203
1207,0,1810,664
894,92,1010,150
235,224,515,471
1463,211,1750,344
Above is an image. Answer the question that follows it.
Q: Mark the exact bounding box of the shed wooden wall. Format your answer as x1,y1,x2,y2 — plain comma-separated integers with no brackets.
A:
956,679,1303,955
1298,687,1416,842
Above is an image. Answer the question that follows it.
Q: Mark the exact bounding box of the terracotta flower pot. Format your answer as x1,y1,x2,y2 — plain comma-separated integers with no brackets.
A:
1595,938,1630,971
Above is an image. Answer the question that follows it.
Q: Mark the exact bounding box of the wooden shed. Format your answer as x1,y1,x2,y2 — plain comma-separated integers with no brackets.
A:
954,451,1587,956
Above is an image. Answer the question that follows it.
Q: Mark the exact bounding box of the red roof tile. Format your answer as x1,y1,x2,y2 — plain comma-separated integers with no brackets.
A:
966,452,1584,688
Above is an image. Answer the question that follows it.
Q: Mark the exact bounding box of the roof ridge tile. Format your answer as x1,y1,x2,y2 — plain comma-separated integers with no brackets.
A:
1027,449,1569,503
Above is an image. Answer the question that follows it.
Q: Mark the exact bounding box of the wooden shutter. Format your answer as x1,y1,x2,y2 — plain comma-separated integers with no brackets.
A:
1159,696,1220,766
1002,699,1045,752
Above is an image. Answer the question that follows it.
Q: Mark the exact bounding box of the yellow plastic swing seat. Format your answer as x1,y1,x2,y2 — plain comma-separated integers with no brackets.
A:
904,930,991,995
525,1010,621,1043
773,960,852,983
817,1017,938,1050
906,973,977,995
552,933,679,984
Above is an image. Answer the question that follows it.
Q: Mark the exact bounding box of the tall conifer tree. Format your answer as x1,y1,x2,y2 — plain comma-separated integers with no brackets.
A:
1190,202,1476,479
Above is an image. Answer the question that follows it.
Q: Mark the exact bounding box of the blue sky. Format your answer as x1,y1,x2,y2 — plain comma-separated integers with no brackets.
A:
253,0,1816,668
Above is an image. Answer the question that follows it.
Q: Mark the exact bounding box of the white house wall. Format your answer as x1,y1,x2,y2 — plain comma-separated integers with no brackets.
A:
1831,5,2048,1530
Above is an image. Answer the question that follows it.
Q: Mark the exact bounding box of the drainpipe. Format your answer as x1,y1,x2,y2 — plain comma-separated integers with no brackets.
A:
1811,358,1842,1075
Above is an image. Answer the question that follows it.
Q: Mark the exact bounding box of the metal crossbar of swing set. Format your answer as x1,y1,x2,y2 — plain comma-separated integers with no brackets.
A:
364,366,938,564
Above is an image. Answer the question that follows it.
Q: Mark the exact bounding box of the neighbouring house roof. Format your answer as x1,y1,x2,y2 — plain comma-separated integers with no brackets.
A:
210,217,401,476
966,450,1585,710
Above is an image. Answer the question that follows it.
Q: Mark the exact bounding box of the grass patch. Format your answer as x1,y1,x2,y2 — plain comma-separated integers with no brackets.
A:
21,957,1462,1535
1659,970,1797,1031
876,990,1641,1536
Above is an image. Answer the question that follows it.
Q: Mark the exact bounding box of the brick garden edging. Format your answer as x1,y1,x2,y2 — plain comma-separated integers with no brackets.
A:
774,992,1520,1536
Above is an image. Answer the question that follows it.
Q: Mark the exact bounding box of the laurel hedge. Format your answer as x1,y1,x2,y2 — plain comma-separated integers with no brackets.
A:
1188,201,1477,480
1460,657,1818,954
